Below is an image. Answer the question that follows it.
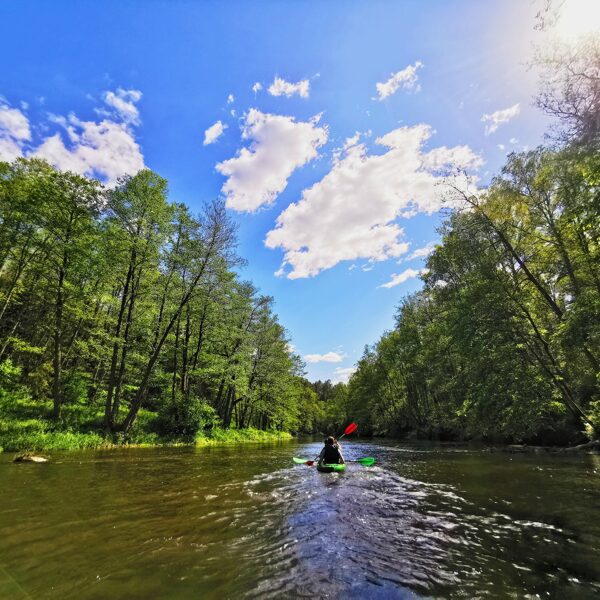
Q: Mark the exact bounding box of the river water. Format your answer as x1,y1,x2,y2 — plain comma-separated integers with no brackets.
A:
0,440,599,599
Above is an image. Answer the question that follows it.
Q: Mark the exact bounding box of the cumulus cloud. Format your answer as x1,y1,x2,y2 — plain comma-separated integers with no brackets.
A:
101,88,142,125
266,124,481,279
481,103,520,135
0,103,31,140
304,351,345,363
216,109,328,212
203,120,227,145
0,101,31,161
252,82,262,94
380,268,425,289
0,92,144,184
227,94,234,104
375,61,423,100
332,366,356,383
268,77,310,98
34,115,144,185
0,89,145,185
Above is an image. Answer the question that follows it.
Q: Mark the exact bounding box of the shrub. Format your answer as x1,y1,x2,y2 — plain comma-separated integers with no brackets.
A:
156,394,220,436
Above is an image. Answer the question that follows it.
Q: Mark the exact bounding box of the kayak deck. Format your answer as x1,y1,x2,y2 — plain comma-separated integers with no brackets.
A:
317,463,346,473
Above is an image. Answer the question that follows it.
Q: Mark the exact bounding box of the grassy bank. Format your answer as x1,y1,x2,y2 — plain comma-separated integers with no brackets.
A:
0,395,292,453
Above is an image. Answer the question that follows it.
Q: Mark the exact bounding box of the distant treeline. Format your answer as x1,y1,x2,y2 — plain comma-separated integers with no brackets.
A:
318,38,600,445
0,163,319,438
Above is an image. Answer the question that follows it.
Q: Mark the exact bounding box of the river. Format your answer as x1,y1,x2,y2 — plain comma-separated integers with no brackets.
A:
0,440,599,599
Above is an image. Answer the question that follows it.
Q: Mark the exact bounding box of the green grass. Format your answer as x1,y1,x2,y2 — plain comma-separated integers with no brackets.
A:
0,394,292,453
195,427,292,446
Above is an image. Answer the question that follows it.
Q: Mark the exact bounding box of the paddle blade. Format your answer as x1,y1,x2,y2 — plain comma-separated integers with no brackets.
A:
343,422,358,436
356,457,375,466
293,457,316,466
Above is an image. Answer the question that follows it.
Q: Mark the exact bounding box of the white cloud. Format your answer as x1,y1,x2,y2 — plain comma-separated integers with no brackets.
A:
332,366,356,384
216,108,328,212
0,101,31,162
380,268,426,289
481,103,520,135
252,82,262,94
375,61,423,100
34,89,144,185
0,91,144,185
304,351,345,363
405,241,437,261
34,116,144,185
0,103,31,141
0,137,24,162
227,94,234,104
268,77,310,98
101,88,142,125
266,124,481,279
203,120,227,145
509,137,518,144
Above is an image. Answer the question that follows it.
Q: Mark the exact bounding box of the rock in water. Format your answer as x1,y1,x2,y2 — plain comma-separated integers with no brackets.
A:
13,453,48,463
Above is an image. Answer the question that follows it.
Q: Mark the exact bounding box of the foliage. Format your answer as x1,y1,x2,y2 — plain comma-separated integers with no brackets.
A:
345,143,600,444
157,394,220,436
0,161,320,450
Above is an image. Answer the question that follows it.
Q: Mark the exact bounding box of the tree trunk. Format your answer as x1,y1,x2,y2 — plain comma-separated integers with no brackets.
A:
52,264,65,419
104,252,135,428
111,271,139,423
171,312,181,403
181,304,191,397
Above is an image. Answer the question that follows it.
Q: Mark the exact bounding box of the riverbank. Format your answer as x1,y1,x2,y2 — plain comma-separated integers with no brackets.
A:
357,433,600,454
0,396,292,453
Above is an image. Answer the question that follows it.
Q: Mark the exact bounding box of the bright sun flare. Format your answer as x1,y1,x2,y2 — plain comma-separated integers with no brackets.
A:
555,0,600,39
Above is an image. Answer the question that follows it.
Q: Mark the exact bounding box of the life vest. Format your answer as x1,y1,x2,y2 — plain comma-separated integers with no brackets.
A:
323,445,341,464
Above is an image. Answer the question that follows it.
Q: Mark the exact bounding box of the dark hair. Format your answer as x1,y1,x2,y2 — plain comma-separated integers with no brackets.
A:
325,436,335,445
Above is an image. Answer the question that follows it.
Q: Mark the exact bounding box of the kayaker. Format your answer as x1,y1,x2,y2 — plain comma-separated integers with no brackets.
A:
318,436,345,466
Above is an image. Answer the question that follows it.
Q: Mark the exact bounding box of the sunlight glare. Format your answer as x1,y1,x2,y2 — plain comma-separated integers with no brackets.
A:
555,0,600,39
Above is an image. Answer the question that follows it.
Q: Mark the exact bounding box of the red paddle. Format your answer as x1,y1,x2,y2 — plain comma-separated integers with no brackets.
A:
337,422,357,441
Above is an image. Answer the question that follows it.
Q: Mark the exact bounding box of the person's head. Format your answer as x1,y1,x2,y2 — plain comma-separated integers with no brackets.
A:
325,436,335,446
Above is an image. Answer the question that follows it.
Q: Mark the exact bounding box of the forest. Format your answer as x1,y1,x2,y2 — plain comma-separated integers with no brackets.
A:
0,164,323,450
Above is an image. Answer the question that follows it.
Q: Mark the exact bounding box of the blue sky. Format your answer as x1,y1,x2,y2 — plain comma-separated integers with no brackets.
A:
1,0,588,382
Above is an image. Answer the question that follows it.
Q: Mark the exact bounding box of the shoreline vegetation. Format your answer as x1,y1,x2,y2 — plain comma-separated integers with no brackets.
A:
0,396,293,453
1,427,293,454
1,429,293,455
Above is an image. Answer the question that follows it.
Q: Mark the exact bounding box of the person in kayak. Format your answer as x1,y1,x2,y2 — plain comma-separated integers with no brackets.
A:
318,436,345,466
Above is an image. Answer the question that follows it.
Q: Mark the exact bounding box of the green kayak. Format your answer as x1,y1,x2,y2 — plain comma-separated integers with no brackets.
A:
317,463,346,473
